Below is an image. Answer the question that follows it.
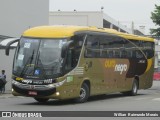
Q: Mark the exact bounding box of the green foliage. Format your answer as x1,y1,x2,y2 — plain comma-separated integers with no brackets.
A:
150,5,160,36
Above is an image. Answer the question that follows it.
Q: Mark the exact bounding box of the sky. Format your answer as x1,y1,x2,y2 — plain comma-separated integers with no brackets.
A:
49,0,160,35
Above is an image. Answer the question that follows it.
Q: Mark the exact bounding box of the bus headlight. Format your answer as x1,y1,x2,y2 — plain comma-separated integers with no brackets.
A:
48,79,66,88
12,80,20,85
56,92,60,96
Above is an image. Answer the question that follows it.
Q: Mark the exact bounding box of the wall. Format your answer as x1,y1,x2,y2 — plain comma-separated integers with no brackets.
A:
0,0,49,92
0,49,15,91
49,11,103,27
0,0,49,37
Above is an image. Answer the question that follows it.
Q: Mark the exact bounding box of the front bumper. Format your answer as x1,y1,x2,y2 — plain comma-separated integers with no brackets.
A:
12,84,56,97
12,79,66,97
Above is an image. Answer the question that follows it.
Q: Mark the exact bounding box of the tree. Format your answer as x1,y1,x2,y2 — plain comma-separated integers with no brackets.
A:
151,4,160,36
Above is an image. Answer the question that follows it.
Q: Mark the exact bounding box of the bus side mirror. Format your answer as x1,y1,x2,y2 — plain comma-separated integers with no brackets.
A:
5,39,19,56
61,41,73,58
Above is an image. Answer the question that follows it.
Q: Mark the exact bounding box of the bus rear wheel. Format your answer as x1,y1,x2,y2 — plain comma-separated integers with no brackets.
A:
34,98,49,103
75,83,89,103
123,80,138,96
130,79,138,96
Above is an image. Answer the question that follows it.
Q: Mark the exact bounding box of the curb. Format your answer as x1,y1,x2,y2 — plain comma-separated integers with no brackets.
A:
0,93,25,99
0,93,13,99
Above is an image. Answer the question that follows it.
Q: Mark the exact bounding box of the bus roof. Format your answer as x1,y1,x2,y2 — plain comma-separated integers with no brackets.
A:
23,26,90,38
23,25,154,42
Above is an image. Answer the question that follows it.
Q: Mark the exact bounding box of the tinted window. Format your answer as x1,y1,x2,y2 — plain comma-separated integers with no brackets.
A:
85,34,126,58
99,36,124,58
143,41,154,59
85,35,100,58
129,40,154,59
69,34,86,68
84,34,149,59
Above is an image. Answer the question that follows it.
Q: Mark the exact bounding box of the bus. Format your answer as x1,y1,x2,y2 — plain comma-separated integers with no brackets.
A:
6,25,155,103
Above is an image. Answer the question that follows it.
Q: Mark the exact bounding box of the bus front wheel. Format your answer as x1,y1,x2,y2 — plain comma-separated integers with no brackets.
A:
75,83,89,103
34,98,49,103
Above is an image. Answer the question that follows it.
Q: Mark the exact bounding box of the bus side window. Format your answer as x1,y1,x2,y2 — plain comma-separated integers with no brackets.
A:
143,41,154,59
70,34,85,67
99,35,125,58
108,50,113,58
135,50,144,59
127,50,133,58
65,48,73,72
120,49,127,58
85,35,99,58
124,40,136,59
101,49,108,58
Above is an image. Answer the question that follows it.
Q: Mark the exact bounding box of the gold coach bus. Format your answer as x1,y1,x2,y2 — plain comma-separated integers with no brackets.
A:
6,25,155,103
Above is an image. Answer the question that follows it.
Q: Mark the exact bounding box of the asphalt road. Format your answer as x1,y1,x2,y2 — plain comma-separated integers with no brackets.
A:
0,81,160,120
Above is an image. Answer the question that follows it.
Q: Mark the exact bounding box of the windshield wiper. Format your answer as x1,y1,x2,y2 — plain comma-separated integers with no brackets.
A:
20,50,35,77
35,51,48,79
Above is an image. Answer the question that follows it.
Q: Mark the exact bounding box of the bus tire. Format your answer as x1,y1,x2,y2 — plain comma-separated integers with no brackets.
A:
122,80,138,96
34,98,49,103
129,80,138,96
75,83,89,103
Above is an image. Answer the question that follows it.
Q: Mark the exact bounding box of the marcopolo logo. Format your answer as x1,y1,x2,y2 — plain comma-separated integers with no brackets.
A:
115,64,127,74
105,60,127,74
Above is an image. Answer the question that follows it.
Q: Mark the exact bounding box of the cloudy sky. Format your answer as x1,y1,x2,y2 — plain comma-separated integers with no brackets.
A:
49,0,160,34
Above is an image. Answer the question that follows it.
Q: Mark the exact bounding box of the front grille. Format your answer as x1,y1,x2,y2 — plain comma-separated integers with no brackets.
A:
18,83,51,90
12,84,56,97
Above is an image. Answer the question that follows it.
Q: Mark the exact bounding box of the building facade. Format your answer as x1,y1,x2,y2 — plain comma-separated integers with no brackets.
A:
0,0,49,37
49,11,132,34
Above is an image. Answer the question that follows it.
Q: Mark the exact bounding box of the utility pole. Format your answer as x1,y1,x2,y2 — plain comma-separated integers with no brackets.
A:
101,6,104,12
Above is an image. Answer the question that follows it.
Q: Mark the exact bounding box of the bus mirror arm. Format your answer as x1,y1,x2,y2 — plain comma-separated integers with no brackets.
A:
5,39,19,56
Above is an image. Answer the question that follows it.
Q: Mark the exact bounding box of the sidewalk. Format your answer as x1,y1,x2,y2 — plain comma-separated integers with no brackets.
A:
0,90,13,99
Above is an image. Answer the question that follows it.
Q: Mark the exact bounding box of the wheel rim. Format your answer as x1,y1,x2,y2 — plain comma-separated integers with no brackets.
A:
80,88,86,99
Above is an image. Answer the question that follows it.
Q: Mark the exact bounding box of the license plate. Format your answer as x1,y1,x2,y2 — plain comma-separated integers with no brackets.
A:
28,91,37,96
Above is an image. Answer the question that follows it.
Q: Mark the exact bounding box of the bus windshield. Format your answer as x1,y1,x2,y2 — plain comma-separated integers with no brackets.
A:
13,37,67,79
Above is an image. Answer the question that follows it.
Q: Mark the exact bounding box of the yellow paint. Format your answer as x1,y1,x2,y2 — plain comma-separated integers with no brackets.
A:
23,26,90,38
105,60,116,68
16,77,23,81
22,25,154,42
26,64,35,67
145,59,153,73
